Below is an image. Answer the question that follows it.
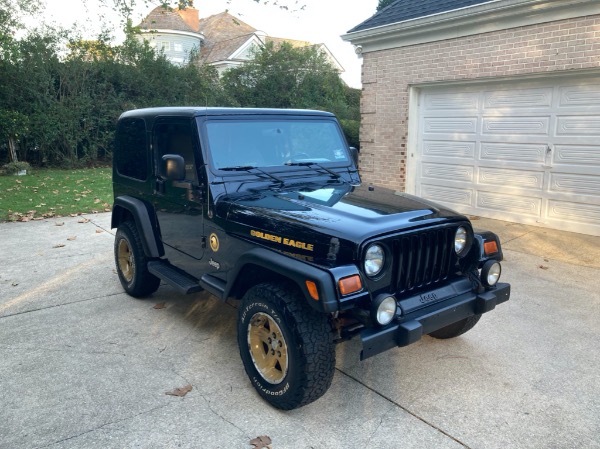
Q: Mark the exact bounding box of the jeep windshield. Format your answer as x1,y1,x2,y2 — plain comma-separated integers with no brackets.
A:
204,119,351,171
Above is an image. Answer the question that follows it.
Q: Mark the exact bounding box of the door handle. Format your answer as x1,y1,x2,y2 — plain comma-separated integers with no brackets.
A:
543,144,553,169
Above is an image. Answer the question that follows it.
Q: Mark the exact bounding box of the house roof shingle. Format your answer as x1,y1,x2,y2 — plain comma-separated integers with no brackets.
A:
348,0,495,33
139,6,200,33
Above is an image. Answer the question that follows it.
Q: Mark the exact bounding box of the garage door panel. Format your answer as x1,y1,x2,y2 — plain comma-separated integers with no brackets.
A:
478,167,544,189
424,117,477,134
420,184,473,206
422,162,474,182
556,116,600,136
484,88,553,109
547,200,600,224
424,92,479,110
549,173,600,197
480,142,546,163
554,145,600,166
416,75,600,236
423,140,475,158
477,191,542,216
559,85,600,108
482,116,550,135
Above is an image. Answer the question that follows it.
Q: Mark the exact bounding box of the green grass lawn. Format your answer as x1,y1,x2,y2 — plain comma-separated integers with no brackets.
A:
0,168,113,222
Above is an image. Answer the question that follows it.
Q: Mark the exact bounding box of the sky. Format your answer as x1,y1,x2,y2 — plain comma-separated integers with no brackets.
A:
35,0,379,88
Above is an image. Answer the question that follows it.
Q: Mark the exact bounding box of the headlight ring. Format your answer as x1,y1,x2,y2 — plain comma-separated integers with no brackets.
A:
454,226,471,257
364,243,385,277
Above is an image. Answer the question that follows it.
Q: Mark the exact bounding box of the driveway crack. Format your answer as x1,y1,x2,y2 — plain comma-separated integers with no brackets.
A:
336,367,472,449
36,403,170,448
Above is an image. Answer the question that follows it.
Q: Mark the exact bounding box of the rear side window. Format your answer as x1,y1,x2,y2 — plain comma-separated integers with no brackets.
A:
116,118,148,180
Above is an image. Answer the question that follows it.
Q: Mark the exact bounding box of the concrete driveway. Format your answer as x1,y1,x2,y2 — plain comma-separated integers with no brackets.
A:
1,213,599,449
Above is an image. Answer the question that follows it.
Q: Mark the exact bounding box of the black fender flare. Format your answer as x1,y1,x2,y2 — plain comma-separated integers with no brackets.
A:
226,248,340,313
111,195,164,258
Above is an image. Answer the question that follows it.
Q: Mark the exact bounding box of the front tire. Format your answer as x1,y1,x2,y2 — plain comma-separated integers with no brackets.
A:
237,283,335,410
428,314,481,339
114,221,160,297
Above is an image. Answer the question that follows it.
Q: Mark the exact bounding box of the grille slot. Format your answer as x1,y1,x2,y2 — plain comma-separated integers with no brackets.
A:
395,227,455,294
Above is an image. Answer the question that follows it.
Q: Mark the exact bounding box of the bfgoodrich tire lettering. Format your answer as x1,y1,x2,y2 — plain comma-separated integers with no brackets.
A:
237,282,335,410
114,221,160,297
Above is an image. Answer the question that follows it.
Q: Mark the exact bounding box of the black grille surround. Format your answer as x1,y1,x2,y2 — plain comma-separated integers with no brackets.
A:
394,226,458,295
362,223,470,299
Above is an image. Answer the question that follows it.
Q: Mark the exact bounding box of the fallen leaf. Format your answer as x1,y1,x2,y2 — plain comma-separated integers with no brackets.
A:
104,208,111,212
78,218,90,223
67,236,77,241
539,265,549,270
12,282,19,287
95,229,103,234
153,302,167,309
165,384,192,397
55,221,65,226
249,436,272,449
53,243,66,248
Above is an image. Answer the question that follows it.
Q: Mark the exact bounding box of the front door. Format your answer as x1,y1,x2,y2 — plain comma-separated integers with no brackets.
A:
152,118,205,272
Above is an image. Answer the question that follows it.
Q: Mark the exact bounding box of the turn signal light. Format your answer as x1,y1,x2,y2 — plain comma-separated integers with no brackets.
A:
338,275,363,296
484,240,498,255
306,280,319,301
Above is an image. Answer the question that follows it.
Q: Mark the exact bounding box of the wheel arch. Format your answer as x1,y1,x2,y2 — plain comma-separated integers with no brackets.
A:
111,195,164,258
226,248,339,313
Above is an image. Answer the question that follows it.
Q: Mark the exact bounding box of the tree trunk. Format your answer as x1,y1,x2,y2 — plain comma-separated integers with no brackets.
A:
8,137,18,162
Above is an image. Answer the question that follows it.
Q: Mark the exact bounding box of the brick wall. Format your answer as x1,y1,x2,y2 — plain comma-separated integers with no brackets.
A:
359,15,600,191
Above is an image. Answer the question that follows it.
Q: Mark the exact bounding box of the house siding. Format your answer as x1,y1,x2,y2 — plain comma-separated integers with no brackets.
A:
140,33,201,65
359,14,600,191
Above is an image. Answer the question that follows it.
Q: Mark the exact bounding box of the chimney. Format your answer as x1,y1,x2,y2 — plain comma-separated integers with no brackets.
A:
178,6,200,32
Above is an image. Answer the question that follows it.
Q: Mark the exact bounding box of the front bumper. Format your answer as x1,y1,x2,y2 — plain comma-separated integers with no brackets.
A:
360,282,510,360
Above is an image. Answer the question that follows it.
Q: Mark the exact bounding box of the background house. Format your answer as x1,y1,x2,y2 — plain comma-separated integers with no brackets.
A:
343,0,600,236
138,7,343,75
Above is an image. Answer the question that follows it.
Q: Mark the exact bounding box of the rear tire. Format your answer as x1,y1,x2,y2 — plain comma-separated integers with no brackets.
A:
114,221,160,297
428,314,481,339
237,282,335,410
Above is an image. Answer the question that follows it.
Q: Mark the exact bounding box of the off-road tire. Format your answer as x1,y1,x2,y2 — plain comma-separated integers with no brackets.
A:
114,221,160,297
428,314,482,339
237,282,335,410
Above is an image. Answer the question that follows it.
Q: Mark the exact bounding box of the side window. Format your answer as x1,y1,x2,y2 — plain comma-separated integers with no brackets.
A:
116,118,148,181
154,122,198,182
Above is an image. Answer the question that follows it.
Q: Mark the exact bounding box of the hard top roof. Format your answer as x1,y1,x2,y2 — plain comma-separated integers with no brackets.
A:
119,107,335,121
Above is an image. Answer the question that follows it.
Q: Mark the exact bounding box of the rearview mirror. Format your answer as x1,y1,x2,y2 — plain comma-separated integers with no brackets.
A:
161,154,185,181
349,147,359,167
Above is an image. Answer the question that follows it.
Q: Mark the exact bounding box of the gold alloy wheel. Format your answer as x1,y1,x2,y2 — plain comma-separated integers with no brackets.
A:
247,312,289,385
117,238,134,282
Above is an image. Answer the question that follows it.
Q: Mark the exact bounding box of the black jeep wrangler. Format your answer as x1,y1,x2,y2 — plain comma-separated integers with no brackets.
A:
111,107,510,410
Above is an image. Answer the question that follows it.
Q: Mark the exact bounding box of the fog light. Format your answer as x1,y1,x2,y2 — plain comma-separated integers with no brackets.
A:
481,260,501,287
371,295,397,326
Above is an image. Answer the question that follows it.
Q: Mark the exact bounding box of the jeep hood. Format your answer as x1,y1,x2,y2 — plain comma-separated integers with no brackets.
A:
220,183,466,265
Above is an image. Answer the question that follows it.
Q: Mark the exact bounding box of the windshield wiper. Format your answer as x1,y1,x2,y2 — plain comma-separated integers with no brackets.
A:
219,166,285,186
285,161,341,180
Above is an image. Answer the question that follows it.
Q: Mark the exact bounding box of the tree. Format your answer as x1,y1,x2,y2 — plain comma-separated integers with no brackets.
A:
221,41,360,147
376,0,396,12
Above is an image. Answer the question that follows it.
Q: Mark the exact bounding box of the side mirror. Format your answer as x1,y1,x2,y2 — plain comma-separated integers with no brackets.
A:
349,147,359,167
161,154,186,181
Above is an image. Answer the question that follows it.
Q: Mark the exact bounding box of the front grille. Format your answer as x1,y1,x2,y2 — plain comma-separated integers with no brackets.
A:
395,227,456,294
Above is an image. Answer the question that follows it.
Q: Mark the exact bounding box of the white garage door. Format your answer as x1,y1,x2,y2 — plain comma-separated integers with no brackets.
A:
413,75,600,236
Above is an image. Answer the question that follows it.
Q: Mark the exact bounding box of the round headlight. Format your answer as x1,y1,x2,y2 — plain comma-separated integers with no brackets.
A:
364,244,385,277
454,226,469,256
481,260,501,287
372,295,397,326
